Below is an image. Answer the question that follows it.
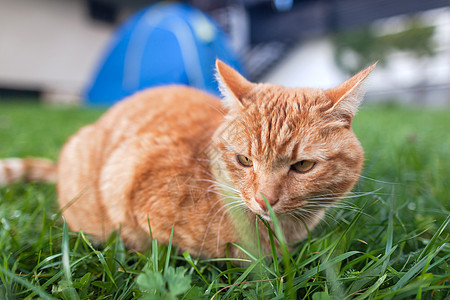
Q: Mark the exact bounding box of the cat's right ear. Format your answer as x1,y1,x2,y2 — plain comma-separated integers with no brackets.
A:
216,60,254,111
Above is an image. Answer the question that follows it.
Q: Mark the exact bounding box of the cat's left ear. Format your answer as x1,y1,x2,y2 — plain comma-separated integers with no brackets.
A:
325,62,377,121
216,59,254,111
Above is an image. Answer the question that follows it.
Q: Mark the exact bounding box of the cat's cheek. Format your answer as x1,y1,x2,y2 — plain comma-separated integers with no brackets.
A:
240,189,264,214
285,174,324,208
288,169,320,190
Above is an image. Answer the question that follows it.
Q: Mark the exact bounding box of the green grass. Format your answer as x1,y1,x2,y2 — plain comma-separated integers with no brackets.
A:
0,102,449,299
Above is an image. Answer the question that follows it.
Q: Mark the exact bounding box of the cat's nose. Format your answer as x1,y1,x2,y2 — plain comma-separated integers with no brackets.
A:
255,193,279,211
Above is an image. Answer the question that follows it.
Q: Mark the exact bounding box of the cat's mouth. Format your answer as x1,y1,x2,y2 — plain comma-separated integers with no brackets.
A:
247,199,306,219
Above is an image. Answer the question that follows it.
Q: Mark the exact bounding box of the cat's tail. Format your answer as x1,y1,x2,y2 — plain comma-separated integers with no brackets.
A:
0,158,57,187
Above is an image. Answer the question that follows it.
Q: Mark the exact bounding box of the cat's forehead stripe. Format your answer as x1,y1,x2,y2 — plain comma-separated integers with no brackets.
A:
290,143,299,161
233,87,339,162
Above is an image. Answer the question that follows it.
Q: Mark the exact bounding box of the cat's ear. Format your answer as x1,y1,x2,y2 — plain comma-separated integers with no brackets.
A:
216,59,254,110
325,62,377,120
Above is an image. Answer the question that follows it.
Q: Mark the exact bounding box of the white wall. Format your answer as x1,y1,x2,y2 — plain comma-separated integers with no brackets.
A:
0,0,114,102
263,8,450,106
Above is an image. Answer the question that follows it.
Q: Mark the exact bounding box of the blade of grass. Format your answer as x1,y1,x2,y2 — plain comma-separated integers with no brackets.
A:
293,251,360,288
0,254,13,298
232,242,277,277
61,218,80,300
346,245,398,295
0,265,57,300
325,203,365,262
215,258,262,299
354,274,387,300
164,225,175,273
145,218,160,273
263,195,294,300
259,216,280,276
183,251,210,286
382,191,395,274
255,216,265,299
393,243,445,291
80,231,117,287
417,215,449,261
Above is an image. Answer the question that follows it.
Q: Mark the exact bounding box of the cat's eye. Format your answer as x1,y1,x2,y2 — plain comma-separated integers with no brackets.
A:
291,160,315,173
236,155,253,167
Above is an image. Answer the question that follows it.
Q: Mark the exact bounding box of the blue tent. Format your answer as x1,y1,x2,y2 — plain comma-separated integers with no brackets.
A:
85,3,243,105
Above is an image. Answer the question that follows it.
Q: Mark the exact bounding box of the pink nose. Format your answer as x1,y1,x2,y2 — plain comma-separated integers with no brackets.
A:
255,193,279,210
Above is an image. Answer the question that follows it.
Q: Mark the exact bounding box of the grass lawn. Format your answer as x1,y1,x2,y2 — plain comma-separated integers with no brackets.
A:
0,102,448,299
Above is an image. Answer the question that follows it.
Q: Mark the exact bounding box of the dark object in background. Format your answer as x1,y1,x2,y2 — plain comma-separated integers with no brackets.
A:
87,0,119,23
0,87,41,101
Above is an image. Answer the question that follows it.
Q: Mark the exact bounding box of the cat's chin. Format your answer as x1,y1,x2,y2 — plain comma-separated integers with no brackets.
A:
256,210,295,222
256,213,272,222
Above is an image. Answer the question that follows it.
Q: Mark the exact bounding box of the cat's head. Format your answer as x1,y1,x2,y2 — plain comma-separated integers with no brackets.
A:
212,60,376,220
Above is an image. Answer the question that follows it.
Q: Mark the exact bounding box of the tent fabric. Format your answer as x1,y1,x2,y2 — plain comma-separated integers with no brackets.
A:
85,3,244,105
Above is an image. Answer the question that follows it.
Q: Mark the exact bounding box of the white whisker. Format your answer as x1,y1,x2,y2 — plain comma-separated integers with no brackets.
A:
307,188,384,201
198,186,243,255
195,178,241,195
358,175,398,185
216,202,247,253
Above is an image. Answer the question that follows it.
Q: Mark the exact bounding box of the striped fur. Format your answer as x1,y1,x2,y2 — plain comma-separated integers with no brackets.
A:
2,60,375,258
0,158,57,186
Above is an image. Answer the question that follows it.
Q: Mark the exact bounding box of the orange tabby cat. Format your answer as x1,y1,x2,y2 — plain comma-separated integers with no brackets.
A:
0,60,375,258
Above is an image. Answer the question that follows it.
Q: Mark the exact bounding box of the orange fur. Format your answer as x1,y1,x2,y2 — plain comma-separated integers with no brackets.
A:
0,158,56,186
2,60,375,258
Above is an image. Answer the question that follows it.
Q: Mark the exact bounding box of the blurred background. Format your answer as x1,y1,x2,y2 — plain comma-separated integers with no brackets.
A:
0,0,449,106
